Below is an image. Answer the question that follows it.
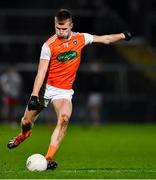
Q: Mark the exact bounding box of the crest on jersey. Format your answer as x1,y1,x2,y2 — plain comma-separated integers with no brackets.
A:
57,51,78,62
73,39,77,45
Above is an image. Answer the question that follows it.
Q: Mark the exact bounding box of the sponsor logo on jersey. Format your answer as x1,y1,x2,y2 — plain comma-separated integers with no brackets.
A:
57,51,78,62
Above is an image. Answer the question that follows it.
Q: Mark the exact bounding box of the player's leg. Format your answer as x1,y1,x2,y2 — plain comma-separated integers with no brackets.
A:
45,98,72,169
7,106,44,149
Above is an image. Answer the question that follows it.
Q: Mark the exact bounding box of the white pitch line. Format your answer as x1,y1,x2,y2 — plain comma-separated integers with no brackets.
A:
59,169,156,173
1,169,156,173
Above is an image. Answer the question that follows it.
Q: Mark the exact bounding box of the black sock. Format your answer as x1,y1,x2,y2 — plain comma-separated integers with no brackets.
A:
21,123,32,134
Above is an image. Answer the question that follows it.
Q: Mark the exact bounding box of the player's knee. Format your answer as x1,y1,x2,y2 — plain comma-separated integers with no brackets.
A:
58,113,69,126
21,116,32,125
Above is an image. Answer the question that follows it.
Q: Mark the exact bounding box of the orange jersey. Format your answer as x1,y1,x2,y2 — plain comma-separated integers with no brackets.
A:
40,32,93,89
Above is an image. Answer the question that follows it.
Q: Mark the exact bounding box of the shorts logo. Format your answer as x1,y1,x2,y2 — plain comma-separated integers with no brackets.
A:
57,51,78,62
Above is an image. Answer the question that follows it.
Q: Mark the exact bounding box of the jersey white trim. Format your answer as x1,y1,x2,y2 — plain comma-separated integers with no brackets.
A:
40,43,51,60
84,33,93,45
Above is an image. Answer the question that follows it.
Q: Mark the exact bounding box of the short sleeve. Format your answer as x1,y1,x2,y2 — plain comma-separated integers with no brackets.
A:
40,43,51,60
84,33,94,45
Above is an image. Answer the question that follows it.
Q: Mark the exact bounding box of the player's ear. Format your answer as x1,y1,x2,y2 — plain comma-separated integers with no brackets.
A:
70,23,73,29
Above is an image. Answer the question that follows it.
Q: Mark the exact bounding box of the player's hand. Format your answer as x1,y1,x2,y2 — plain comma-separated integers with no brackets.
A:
27,96,39,111
123,31,132,41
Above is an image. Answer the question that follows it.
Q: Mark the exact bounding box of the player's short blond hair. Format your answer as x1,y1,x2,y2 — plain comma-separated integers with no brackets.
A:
55,9,72,23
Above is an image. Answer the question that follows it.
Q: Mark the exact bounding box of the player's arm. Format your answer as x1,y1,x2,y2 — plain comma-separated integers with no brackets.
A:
27,59,50,111
27,43,51,111
93,31,132,44
31,59,49,96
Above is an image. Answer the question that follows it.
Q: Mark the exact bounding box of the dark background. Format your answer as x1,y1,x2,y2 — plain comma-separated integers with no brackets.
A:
0,0,156,124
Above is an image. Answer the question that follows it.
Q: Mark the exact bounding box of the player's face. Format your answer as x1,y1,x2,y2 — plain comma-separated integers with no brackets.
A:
55,19,73,39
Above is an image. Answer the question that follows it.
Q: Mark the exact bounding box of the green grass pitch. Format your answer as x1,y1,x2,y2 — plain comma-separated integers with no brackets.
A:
1,123,156,179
